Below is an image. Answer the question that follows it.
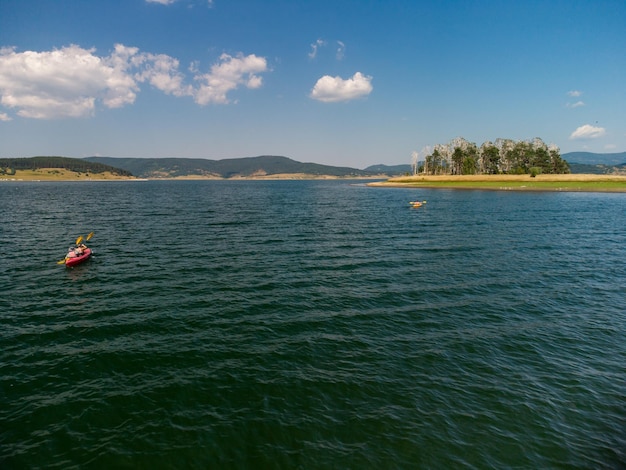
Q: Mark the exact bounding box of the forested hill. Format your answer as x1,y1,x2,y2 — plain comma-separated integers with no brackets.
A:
85,155,384,178
562,152,626,175
0,156,133,176
365,164,412,174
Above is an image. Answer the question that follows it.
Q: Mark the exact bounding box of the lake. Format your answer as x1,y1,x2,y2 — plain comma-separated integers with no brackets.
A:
1,180,625,468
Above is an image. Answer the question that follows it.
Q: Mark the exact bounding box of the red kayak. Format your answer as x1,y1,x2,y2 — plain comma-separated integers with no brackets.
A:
65,247,92,267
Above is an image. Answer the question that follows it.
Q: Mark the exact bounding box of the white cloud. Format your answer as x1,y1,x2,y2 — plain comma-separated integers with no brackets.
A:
566,101,585,108
309,39,325,59
193,53,268,105
568,90,582,97
0,45,269,119
569,124,606,140
0,112,11,121
133,51,191,97
0,45,138,118
309,39,345,60
310,72,373,102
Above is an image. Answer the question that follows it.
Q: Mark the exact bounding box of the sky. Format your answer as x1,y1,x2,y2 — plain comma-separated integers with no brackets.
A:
0,0,624,169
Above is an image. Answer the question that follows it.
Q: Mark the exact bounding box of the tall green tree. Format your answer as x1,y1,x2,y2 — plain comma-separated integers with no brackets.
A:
452,147,464,175
481,144,500,174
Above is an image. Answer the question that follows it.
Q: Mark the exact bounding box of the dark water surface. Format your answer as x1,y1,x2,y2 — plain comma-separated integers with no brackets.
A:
1,180,625,468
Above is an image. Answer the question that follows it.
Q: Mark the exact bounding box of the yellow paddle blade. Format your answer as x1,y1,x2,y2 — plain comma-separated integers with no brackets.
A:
76,235,83,245
57,258,67,265
86,231,94,241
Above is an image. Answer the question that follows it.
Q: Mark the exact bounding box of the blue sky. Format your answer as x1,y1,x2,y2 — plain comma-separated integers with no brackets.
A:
0,0,624,168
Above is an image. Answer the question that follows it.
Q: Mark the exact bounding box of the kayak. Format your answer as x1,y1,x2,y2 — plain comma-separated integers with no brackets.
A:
58,232,95,267
65,248,92,267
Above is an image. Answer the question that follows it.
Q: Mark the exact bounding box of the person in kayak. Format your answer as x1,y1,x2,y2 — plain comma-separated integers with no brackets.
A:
67,243,85,258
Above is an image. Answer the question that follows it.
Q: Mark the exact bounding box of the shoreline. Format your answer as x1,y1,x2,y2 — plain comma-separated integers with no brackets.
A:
3,169,626,192
367,174,626,193
1,168,387,182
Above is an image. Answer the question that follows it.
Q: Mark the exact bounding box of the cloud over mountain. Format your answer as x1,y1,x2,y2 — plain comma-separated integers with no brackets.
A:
569,124,606,140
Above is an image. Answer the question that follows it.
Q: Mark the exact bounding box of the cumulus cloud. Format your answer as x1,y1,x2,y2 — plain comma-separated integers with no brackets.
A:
569,124,606,140
0,44,269,119
310,72,373,102
193,53,268,105
568,90,582,97
133,51,191,97
0,45,137,118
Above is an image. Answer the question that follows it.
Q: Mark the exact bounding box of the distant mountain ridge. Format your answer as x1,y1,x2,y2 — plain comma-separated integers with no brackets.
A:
59,152,626,178
562,152,626,175
5,152,624,179
85,155,402,178
562,151,626,165
364,164,412,174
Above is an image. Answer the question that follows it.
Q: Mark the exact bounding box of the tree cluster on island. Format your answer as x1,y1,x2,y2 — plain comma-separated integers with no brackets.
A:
412,137,570,176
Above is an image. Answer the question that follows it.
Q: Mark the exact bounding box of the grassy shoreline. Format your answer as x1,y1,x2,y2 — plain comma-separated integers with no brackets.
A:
368,174,626,192
4,169,626,192
0,169,139,181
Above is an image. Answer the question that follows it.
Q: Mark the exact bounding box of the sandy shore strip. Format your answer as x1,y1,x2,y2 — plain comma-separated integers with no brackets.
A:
367,174,626,192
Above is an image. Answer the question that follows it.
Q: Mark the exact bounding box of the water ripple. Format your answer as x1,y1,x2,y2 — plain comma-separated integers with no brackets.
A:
1,182,625,468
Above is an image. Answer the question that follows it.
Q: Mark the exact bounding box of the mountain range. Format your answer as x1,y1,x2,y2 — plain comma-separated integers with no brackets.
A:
4,152,624,179
559,152,626,175
85,152,625,178
85,155,402,179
